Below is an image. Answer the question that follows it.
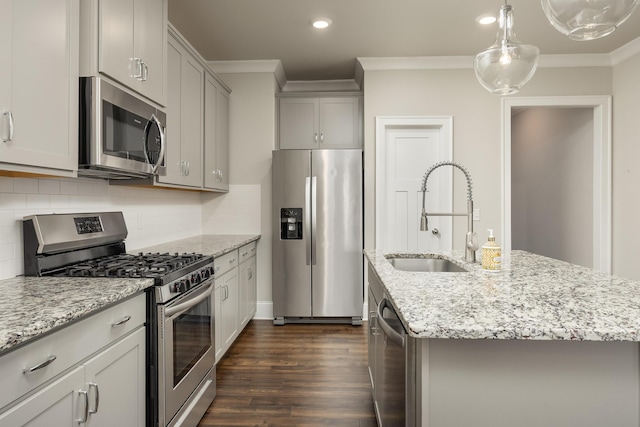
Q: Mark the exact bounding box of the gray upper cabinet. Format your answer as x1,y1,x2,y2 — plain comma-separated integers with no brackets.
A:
278,95,362,149
80,0,167,106
204,71,230,192
0,0,79,177
158,32,203,188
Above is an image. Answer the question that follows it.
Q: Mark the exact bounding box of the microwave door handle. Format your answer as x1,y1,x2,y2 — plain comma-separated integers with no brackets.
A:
144,113,165,173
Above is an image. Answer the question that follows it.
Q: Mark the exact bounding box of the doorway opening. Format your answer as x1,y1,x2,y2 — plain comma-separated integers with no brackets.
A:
502,96,611,272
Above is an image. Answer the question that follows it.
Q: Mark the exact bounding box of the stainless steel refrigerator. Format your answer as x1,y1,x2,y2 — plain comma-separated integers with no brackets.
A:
272,149,363,325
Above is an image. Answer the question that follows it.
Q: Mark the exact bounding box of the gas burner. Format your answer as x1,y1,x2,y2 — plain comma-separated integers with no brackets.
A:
60,252,206,279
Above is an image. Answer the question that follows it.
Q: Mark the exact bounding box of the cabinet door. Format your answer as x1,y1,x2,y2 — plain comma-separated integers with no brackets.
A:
219,268,239,354
84,328,146,427
180,54,203,187
319,97,361,149
238,260,250,329
0,366,85,427
160,36,202,187
203,73,218,189
133,0,166,104
0,0,78,175
215,88,230,190
278,98,318,149
161,38,183,185
214,282,223,364
99,0,134,87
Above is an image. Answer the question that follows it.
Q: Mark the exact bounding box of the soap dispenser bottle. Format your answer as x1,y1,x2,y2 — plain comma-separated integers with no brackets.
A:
482,229,501,271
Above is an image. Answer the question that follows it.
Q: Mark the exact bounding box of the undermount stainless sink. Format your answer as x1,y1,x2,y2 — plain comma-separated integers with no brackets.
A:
386,256,467,273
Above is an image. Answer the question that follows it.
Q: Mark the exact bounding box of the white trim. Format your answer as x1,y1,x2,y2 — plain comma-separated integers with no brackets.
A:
207,59,287,90
253,301,273,320
358,53,617,71
502,96,612,273
375,116,454,250
359,56,472,70
282,79,361,92
610,35,640,65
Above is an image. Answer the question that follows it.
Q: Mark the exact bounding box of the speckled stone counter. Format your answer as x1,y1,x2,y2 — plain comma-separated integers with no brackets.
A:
365,249,640,341
0,276,153,354
132,234,260,258
0,234,260,355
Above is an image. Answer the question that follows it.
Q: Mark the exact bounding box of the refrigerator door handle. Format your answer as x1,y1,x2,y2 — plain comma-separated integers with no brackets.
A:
311,176,317,265
305,176,312,265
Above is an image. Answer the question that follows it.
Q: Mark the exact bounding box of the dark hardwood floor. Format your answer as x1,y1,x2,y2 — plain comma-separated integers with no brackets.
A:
198,320,377,427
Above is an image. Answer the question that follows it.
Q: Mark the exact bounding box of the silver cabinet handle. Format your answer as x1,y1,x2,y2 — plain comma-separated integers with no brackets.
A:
314,133,318,144
250,247,256,253
132,57,143,79
229,258,236,264
2,111,13,142
111,315,131,327
218,169,223,182
320,132,324,143
77,389,89,423
23,355,57,374
186,161,190,176
88,382,100,414
247,267,253,280
241,251,248,257
142,61,149,81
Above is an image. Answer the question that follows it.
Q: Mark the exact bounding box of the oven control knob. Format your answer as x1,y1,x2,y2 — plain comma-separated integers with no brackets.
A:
176,279,190,293
191,272,201,285
201,268,211,280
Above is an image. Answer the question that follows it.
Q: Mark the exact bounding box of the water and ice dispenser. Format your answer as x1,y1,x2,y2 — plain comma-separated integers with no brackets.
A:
280,208,302,240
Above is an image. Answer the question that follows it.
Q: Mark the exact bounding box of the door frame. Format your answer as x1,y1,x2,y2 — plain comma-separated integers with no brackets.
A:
502,96,612,273
375,116,453,249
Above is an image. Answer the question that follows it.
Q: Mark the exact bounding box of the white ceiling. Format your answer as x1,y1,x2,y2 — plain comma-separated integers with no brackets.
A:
168,0,640,81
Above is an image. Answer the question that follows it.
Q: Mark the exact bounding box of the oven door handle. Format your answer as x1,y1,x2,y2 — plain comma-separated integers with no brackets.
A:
165,281,214,318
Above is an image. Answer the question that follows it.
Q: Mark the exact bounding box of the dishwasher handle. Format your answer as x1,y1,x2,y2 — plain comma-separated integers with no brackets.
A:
377,298,406,348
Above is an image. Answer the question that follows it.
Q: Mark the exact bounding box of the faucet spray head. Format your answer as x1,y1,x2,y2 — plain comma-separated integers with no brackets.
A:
420,210,428,231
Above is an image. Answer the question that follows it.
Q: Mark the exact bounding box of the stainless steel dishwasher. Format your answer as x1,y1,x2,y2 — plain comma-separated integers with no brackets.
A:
369,266,419,426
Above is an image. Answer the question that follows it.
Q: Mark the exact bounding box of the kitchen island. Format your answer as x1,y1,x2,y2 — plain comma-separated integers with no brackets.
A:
365,249,640,427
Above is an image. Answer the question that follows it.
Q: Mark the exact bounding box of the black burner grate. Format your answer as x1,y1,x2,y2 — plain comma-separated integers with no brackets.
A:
60,252,205,278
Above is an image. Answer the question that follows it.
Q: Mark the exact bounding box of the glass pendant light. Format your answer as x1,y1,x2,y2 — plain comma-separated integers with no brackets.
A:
541,0,639,40
474,3,540,95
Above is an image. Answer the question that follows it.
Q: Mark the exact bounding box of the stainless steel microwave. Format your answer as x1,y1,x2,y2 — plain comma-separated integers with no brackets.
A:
78,77,166,179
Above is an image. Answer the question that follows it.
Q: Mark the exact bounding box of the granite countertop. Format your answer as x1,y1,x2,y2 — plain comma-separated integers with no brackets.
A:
0,234,260,355
365,249,640,341
132,234,260,258
0,276,153,354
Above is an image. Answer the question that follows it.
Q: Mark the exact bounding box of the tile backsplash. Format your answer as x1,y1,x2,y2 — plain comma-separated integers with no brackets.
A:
0,176,202,280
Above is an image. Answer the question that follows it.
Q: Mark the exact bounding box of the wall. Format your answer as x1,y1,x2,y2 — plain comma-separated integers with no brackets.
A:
511,107,593,267
201,71,277,319
612,49,640,280
362,66,612,262
0,176,202,280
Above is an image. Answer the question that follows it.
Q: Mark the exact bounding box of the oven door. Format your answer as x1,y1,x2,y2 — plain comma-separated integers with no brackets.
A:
159,279,215,425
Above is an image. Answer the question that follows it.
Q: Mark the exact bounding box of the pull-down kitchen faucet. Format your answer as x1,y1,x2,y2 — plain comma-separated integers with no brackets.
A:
420,161,478,262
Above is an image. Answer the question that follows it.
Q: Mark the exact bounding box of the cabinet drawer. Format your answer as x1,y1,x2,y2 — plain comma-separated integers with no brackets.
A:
214,250,238,277
239,242,257,264
0,293,146,410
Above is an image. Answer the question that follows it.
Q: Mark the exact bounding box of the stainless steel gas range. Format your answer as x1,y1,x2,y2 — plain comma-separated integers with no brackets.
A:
22,212,216,427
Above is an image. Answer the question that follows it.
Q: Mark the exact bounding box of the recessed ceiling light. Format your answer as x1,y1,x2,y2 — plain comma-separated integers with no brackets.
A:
311,18,332,29
477,14,497,25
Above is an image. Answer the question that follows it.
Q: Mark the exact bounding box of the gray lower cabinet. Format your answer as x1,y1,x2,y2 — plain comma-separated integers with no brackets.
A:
0,294,146,427
214,243,258,364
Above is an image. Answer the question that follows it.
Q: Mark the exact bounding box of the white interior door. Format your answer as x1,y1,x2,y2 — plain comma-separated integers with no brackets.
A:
376,117,453,251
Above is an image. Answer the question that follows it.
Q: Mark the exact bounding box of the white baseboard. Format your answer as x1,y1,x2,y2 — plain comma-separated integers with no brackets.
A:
252,301,369,321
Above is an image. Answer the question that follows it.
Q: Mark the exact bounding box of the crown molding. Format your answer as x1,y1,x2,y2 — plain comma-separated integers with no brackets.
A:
610,35,640,65
357,52,622,71
282,80,361,92
207,59,287,90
